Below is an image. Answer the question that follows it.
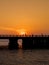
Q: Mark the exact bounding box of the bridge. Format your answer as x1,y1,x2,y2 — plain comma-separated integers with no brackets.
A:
0,35,49,49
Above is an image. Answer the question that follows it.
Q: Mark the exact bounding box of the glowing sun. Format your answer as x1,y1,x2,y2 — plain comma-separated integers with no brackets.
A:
17,29,26,35
20,31,26,35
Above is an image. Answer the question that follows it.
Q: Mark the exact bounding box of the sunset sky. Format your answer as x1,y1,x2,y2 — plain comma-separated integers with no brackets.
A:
0,0,49,35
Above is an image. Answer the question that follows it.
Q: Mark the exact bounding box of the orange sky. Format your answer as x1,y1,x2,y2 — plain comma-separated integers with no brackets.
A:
0,0,49,35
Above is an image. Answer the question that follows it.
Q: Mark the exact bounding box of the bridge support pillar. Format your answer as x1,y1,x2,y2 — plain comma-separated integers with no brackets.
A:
8,38,18,50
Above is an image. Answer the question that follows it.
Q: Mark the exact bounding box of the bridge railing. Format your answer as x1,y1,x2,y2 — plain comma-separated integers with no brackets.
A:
0,35,49,37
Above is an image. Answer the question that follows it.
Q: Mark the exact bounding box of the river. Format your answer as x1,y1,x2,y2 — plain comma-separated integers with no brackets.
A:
0,39,49,65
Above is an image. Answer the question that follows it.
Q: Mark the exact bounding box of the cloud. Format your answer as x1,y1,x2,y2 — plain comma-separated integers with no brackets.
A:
0,26,27,35
0,26,18,35
0,26,17,32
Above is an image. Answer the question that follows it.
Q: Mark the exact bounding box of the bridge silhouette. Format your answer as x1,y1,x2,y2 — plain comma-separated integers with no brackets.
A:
0,35,49,50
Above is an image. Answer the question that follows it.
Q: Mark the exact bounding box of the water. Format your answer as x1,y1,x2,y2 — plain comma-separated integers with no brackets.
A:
0,49,49,65
0,39,49,65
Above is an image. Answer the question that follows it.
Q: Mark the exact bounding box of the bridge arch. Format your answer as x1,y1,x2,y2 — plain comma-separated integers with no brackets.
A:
17,39,23,49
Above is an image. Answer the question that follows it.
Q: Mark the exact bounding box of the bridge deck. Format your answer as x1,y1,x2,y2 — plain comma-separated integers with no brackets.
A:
0,35,49,49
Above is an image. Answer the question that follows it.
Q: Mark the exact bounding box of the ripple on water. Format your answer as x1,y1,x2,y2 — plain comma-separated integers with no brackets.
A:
0,50,49,65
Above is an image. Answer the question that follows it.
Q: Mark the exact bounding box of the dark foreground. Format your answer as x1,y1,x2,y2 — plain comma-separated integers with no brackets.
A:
0,49,49,65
